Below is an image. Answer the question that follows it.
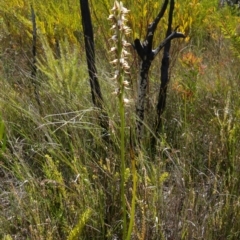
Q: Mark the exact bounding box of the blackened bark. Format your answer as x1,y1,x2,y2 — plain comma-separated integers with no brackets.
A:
151,0,185,153
135,0,169,143
157,0,174,121
136,60,151,140
134,0,184,144
79,0,109,139
80,0,103,106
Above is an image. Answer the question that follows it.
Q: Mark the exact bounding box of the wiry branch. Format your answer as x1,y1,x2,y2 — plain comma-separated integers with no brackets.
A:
146,0,169,53
148,0,169,32
153,27,185,57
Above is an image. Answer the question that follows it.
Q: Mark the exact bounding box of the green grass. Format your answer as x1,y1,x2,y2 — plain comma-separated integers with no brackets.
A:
1,1,240,239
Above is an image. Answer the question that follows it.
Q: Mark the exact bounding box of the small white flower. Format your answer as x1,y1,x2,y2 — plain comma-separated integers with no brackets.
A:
119,58,125,64
122,63,130,70
110,35,118,41
108,14,115,21
110,47,117,52
111,70,119,80
111,1,119,11
123,26,131,35
110,59,118,64
111,24,117,30
114,70,119,76
122,40,131,47
122,49,130,56
120,15,127,22
118,2,130,13
118,20,123,27
112,88,120,95
110,75,117,80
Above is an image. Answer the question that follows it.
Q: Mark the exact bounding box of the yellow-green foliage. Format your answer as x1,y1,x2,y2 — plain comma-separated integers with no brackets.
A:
32,0,81,43
0,0,215,58
43,154,67,198
37,35,87,101
67,208,92,240
0,0,226,52
125,0,162,39
174,0,201,40
218,8,240,58
3,235,13,240
174,0,220,42
0,0,81,51
195,1,240,58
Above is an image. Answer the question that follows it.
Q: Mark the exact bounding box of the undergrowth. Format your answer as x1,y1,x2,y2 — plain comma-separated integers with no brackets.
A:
1,0,240,239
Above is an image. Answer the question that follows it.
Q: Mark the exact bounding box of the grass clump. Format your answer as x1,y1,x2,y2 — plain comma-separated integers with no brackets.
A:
1,0,240,240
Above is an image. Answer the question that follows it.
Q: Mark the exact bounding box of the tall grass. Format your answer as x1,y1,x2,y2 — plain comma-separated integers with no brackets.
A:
1,0,240,239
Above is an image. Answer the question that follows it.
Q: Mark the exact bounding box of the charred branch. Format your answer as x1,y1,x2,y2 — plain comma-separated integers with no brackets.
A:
152,27,185,57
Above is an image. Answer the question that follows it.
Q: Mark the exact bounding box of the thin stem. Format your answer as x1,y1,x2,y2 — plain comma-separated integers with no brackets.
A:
119,81,127,238
126,150,137,240
117,24,127,240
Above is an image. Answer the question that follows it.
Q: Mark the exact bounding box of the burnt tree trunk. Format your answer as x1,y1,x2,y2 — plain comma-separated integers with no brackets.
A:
79,0,109,139
135,0,168,143
134,0,184,144
151,0,177,153
156,0,175,137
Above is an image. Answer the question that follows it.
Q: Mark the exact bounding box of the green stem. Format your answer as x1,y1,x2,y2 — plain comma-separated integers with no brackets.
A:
119,73,127,239
184,96,187,132
126,154,137,240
